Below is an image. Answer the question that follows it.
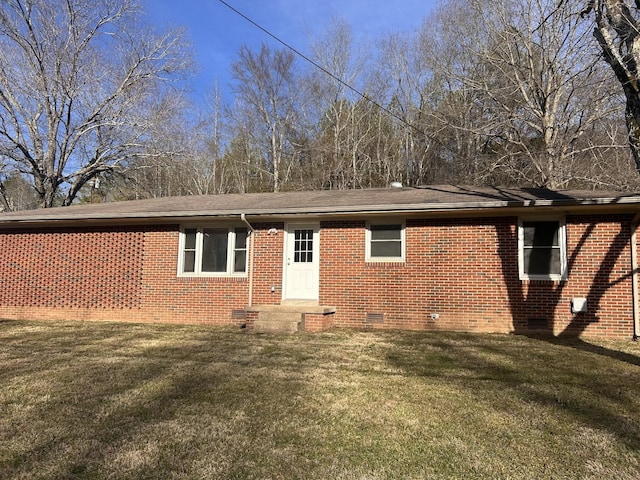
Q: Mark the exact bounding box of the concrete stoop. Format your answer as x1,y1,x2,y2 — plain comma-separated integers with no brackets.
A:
246,302,336,334
253,311,302,334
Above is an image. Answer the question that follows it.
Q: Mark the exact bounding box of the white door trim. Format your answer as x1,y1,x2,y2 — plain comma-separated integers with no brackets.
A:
282,223,320,301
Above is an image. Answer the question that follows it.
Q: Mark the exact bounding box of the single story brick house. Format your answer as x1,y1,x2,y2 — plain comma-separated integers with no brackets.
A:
1,185,639,339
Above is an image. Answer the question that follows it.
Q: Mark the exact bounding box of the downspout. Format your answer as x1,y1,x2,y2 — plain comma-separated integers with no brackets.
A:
241,213,256,307
631,213,640,341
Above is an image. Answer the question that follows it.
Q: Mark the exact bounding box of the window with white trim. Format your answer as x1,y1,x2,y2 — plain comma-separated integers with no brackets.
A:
366,221,405,261
179,226,248,276
518,218,567,280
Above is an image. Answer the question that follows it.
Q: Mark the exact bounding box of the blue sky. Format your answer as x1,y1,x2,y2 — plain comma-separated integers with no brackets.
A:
143,0,439,103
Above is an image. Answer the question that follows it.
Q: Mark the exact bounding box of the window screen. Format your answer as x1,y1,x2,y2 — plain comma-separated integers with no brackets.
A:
202,228,228,272
370,224,402,258
522,221,562,277
180,226,248,276
233,228,248,273
183,228,197,273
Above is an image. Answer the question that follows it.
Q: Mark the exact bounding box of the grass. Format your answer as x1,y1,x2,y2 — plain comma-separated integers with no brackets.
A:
1,321,639,479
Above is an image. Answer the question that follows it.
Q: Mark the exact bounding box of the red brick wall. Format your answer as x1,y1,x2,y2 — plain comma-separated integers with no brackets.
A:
319,215,635,339
138,226,250,325
136,222,286,323
0,226,145,310
250,222,285,305
0,225,254,326
0,214,635,338
319,218,515,333
552,215,634,338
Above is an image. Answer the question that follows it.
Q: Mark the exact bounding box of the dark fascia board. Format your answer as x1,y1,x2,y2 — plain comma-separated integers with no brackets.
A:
0,196,639,229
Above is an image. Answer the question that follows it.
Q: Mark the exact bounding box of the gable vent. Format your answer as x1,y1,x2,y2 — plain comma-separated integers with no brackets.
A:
366,312,384,323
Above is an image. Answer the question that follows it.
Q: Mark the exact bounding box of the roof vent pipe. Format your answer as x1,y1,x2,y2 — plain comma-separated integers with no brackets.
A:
389,181,403,189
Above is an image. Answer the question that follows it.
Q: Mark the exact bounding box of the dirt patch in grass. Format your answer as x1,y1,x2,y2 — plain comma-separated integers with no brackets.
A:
1,321,639,479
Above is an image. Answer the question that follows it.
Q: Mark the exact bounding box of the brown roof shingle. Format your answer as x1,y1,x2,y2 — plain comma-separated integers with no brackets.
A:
0,185,638,225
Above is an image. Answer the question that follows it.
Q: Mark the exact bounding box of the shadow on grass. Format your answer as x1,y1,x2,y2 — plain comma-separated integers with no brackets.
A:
535,333,640,367
384,332,640,453
3,322,640,479
0,322,311,479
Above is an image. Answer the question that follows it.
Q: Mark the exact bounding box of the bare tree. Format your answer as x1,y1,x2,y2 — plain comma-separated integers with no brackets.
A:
424,0,628,189
0,0,192,209
230,43,300,192
305,19,406,189
583,0,640,175
305,19,364,189
0,172,38,210
377,31,436,186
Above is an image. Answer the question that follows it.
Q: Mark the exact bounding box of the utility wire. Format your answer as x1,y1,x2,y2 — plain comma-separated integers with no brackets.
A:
217,0,424,135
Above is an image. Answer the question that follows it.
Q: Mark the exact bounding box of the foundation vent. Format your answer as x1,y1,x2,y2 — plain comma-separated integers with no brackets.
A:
366,312,384,323
527,318,548,330
231,309,247,320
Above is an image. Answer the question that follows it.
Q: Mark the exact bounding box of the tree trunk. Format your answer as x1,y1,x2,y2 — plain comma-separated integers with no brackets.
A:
625,93,640,172
589,0,640,175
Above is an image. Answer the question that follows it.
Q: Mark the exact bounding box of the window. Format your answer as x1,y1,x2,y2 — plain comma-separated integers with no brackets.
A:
179,226,248,276
366,222,404,261
518,219,566,280
293,229,314,263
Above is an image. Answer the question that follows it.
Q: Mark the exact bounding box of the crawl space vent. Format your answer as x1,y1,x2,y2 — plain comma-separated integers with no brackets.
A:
527,318,548,330
366,312,384,323
231,309,247,320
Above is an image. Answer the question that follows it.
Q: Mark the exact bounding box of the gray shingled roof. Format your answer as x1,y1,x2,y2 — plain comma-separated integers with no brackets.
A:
0,185,639,225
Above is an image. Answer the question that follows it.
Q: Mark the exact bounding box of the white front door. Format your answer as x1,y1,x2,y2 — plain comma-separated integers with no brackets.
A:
283,223,320,300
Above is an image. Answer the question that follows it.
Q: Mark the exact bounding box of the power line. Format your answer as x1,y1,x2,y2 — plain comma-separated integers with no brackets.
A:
217,0,424,135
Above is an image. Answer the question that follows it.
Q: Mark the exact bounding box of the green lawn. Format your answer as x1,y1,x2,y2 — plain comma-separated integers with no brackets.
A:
1,320,639,479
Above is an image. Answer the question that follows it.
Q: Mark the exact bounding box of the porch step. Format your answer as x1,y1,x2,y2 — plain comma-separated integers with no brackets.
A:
246,303,337,334
253,311,302,334
246,304,337,315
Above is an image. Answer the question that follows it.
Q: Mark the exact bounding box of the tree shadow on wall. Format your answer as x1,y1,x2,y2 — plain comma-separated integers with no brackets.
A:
494,205,639,366
417,185,640,364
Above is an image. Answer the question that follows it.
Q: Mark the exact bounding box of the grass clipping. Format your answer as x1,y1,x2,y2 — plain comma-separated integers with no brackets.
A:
1,320,639,479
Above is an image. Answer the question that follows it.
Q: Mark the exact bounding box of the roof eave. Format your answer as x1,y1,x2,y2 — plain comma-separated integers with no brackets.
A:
0,196,638,228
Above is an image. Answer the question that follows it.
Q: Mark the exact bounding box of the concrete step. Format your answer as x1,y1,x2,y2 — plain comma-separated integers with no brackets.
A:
253,319,300,334
258,311,301,322
246,304,337,315
252,310,302,334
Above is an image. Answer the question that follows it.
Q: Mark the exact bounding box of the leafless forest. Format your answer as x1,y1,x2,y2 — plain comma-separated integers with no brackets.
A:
1,0,640,210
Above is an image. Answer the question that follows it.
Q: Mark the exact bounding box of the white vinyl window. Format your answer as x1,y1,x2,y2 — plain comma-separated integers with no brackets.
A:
366,221,405,261
179,226,248,276
518,218,567,281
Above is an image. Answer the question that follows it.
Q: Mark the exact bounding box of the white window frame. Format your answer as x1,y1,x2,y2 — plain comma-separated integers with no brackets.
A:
177,225,248,277
366,220,406,262
518,217,567,281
